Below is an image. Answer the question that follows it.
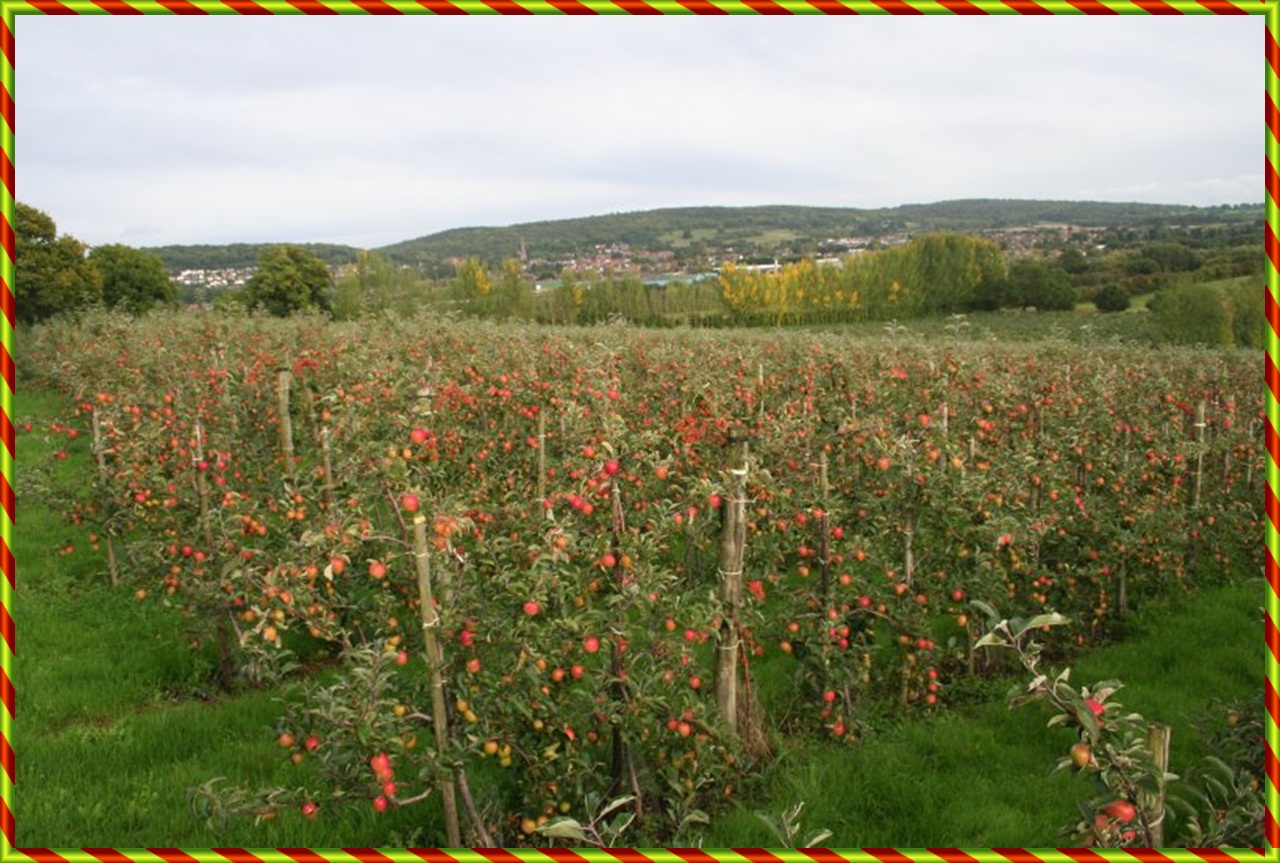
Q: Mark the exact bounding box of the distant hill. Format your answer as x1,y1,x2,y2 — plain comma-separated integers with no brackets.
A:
144,242,360,273
374,199,1261,266
143,200,1262,273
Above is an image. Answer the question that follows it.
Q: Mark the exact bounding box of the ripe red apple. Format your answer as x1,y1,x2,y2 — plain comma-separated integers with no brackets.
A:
583,635,601,654
1102,800,1136,823
410,428,429,445
373,795,389,812
523,600,540,616
604,459,620,476
304,734,321,752
300,801,318,820
369,561,387,579
401,493,420,513
395,650,409,666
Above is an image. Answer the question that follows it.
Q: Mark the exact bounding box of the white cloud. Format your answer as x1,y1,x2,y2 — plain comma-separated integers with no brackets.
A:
16,14,1262,248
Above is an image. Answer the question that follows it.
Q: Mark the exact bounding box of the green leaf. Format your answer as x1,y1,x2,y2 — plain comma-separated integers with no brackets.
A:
598,794,636,821
803,829,835,847
1014,613,1070,638
973,631,1008,650
537,817,586,841
969,599,1000,621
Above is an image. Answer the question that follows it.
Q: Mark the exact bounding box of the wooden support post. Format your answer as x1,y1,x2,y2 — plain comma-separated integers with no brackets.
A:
817,450,831,603
210,348,238,434
537,412,550,521
193,420,215,559
1145,722,1171,847
90,407,120,588
413,515,462,848
715,440,748,736
1192,400,1206,509
277,370,295,477
320,427,335,512
904,511,915,589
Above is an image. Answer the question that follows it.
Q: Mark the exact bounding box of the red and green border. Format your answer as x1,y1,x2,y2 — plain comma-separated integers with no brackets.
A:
0,2,1273,859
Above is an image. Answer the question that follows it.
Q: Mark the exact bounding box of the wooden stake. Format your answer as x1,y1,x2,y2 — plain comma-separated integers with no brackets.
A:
277,370,295,477
320,427,335,512
817,450,831,603
1192,400,1206,509
193,420,215,559
210,348,239,434
537,412,550,521
715,440,748,736
413,515,462,848
1145,722,1171,847
903,511,915,589
90,407,120,588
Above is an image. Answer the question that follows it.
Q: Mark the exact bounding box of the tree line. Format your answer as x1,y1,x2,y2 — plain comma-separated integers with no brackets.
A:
15,201,1263,351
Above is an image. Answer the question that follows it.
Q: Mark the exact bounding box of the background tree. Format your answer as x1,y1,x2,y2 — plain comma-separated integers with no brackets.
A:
1222,280,1264,349
493,258,531,320
242,245,334,317
1058,247,1090,276
454,257,492,316
1006,259,1077,311
15,202,103,325
1148,283,1233,347
88,244,177,315
1092,283,1131,314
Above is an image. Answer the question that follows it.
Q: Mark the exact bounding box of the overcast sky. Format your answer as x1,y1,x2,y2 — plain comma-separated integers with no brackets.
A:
18,15,1262,250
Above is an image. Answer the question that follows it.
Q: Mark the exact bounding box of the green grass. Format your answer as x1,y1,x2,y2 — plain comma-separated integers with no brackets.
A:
14,385,1262,847
701,579,1260,846
14,387,444,847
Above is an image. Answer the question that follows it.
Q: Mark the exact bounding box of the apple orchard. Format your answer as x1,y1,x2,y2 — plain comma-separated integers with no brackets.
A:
24,312,1262,844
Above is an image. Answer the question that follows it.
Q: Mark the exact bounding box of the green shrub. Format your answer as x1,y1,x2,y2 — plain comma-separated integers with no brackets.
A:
1093,284,1131,314
1148,283,1233,347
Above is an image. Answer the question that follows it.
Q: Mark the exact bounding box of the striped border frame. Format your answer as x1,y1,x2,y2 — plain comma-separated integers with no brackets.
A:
0,3,1272,862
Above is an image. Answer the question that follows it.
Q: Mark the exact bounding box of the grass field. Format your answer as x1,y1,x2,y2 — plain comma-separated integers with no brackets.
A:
13,380,1261,848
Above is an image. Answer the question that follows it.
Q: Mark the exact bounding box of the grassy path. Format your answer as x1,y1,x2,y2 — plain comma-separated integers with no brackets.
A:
704,579,1259,846
14,386,1260,847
